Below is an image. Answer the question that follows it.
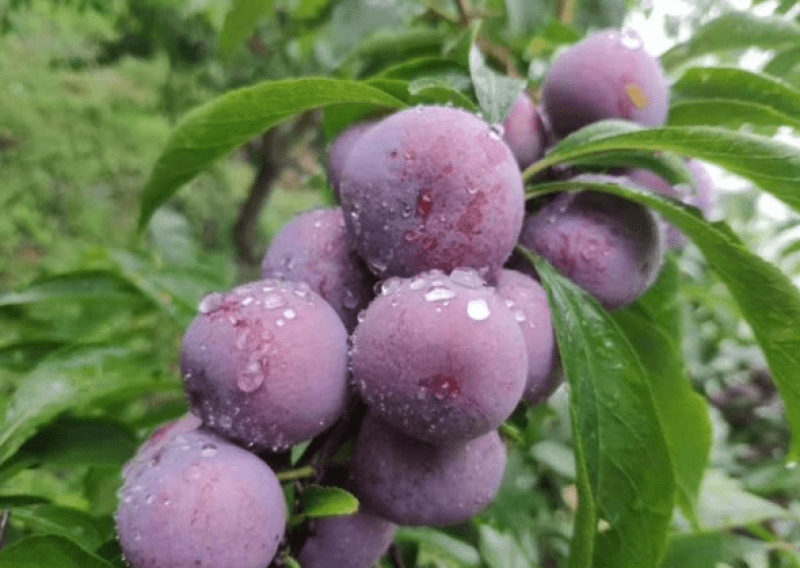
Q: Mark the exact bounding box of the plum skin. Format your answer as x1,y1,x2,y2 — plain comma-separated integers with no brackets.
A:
350,413,507,527
339,105,525,281
116,429,286,568
261,207,376,332
517,188,665,310
502,92,547,170
495,269,562,405
298,508,397,568
181,279,349,452
543,30,669,139
351,269,528,444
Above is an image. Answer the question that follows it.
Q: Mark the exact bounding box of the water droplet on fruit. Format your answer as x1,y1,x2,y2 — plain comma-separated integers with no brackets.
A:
467,299,491,321
201,444,218,458
514,310,527,322
263,294,286,309
620,28,643,50
241,296,254,306
449,267,484,288
199,292,224,314
343,288,359,309
409,277,426,290
283,308,296,320
425,287,456,302
357,309,367,323
276,319,286,327
237,360,266,392
489,123,504,139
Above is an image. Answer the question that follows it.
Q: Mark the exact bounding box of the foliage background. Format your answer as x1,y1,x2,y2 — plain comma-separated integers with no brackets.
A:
0,0,799,566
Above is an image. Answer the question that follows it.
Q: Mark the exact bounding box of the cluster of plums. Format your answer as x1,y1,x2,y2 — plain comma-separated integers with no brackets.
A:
115,29,715,568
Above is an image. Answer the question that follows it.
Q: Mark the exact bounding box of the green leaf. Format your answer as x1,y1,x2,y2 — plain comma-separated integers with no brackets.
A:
526,252,675,568
0,345,160,471
527,180,800,461
367,78,477,111
614,260,712,525
667,99,800,130
764,46,800,79
0,534,114,568
138,79,406,230
375,56,469,87
671,67,800,127
523,120,800,215
219,0,275,57
661,12,800,72
0,271,141,307
478,525,530,568
661,532,739,568
395,527,481,567
468,44,527,124
566,151,694,186
10,505,112,552
1,416,137,475
680,469,789,530
0,495,51,507
0,342,66,373
299,485,359,518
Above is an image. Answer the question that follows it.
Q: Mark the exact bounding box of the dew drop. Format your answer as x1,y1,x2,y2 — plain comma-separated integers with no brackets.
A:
201,444,218,458
467,299,491,321
409,277,427,290
276,319,286,327
425,287,456,302
514,310,527,323
343,288,360,309
199,292,225,314
283,308,296,320
263,294,287,309
237,360,266,392
449,267,484,289
620,28,643,50
489,123,504,139
241,296,254,306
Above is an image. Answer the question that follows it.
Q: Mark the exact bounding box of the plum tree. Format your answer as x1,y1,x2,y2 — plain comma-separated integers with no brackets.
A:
495,269,562,405
297,508,397,568
351,268,527,444
628,159,717,249
350,413,507,526
116,429,286,568
501,92,547,170
326,120,376,199
181,279,349,452
338,105,525,281
261,207,376,332
517,186,665,310
542,30,669,139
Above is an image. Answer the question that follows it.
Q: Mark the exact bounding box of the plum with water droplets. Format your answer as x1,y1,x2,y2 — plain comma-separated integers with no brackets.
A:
542,30,669,139
495,269,562,405
339,105,525,281
181,279,348,452
350,413,507,526
351,269,527,444
516,184,665,310
116,428,286,568
261,207,376,332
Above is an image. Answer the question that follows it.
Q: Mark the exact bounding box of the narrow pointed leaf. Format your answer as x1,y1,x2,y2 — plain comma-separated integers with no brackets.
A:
661,12,800,72
0,534,114,568
615,261,712,525
138,79,406,230
523,121,800,214
0,346,160,470
528,180,800,461
0,271,141,307
468,44,526,124
668,99,800,130
672,67,800,124
524,251,675,568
